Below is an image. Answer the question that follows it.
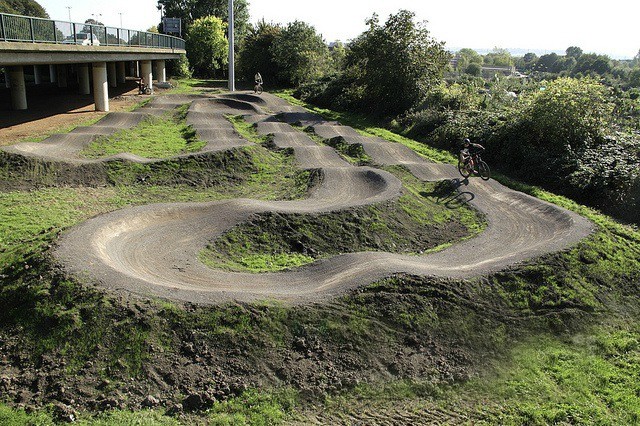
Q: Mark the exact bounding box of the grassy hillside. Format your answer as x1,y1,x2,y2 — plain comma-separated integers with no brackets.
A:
0,85,638,424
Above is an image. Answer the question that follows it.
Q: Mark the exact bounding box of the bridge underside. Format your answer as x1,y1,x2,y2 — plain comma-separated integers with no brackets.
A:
0,42,186,112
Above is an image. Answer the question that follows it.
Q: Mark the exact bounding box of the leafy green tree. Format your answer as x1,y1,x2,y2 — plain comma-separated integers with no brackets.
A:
186,16,228,77
0,0,47,17
629,68,640,88
516,52,538,72
329,41,347,71
157,0,249,40
535,53,559,72
465,62,482,76
270,20,330,86
573,53,612,76
345,10,450,116
456,48,482,72
484,48,513,67
525,77,612,151
566,46,583,59
552,56,576,74
237,20,282,84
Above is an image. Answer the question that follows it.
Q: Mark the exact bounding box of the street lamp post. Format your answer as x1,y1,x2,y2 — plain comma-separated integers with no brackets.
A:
228,0,235,92
66,6,71,21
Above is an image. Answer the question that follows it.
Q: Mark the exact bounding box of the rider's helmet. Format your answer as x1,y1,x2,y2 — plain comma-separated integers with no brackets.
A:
463,138,471,147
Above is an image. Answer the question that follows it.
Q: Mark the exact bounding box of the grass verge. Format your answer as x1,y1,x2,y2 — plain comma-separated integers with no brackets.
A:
81,104,206,159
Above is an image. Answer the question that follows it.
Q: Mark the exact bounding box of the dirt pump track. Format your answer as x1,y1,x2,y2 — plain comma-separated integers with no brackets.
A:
2,93,594,305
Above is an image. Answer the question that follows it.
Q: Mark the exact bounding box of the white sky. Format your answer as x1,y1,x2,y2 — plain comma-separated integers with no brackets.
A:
37,0,638,59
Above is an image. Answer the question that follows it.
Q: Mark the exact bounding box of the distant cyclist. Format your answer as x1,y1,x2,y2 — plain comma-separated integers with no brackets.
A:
460,138,485,170
254,72,263,94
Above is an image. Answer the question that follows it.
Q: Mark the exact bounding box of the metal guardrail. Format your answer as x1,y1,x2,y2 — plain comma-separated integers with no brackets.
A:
0,13,185,50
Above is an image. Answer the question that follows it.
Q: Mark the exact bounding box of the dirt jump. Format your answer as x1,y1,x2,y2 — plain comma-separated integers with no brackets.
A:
2,93,593,305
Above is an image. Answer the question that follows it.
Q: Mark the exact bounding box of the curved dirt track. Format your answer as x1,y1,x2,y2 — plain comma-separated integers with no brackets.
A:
5,92,593,304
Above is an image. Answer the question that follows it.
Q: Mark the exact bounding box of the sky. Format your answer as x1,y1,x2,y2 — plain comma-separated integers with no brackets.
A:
37,0,639,59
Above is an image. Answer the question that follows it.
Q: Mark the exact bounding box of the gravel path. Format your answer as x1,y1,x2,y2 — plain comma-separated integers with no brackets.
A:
3,93,593,304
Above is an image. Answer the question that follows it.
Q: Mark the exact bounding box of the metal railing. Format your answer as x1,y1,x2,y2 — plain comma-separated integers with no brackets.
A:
0,13,185,50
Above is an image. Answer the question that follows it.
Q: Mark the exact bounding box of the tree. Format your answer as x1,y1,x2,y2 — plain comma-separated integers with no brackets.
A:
629,68,640,88
157,0,249,40
456,48,482,72
0,0,47,17
573,53,612,76
566,46,583,59
186,16,228,77
484,48,513,67
465,63,482,77
237,20,282,84
270,20,330,86
345,10,450,116
329,41,347,71
535,53,559,72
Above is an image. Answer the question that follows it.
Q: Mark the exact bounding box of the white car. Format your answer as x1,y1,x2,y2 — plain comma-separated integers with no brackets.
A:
62,32,100,46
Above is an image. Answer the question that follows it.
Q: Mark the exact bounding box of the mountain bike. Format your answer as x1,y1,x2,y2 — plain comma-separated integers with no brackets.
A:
254,82,263,94
458,152,491,180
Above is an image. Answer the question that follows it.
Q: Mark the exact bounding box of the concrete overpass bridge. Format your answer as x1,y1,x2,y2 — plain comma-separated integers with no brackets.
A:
0,13,186,111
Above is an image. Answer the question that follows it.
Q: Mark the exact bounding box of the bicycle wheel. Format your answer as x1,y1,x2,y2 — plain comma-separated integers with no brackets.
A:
144,87,152,95
477,160,491,180
256,84,263,94
458,160,472,178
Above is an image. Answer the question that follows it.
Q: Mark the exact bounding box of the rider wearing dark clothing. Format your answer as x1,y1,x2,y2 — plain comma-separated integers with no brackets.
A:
460,138,485,166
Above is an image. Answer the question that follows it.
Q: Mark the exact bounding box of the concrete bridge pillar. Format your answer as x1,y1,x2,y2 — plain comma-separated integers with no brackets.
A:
33,65,42,85
92,62,109,112
78,64,91,95
107,62,117,88
4,68,10,88
155,60,166,83
49,65,57,83
8,66,27,110
57,65,68,88
117,62,126,84
140,60,153,94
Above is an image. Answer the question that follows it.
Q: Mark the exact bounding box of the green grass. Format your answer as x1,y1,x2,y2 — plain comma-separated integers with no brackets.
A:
275,90,457,164
225,114,269,144
208,388,298,425
0,148,309,268
200,251,315,273
458,322,640,424
165,78,226,95
81,104,206,159
200,168,485,273
2,88,640,425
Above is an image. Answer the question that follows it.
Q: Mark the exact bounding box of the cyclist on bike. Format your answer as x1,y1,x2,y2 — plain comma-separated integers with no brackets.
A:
460,138,485,171
254,72,263,93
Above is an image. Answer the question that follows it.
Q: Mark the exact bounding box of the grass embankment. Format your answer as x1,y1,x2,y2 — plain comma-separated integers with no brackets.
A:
200,167,484,272
81,104,206,159
1,85,639,424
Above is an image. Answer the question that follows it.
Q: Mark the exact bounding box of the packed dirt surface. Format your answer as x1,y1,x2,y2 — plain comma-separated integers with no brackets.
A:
1,92,593,305
0,82,155,146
